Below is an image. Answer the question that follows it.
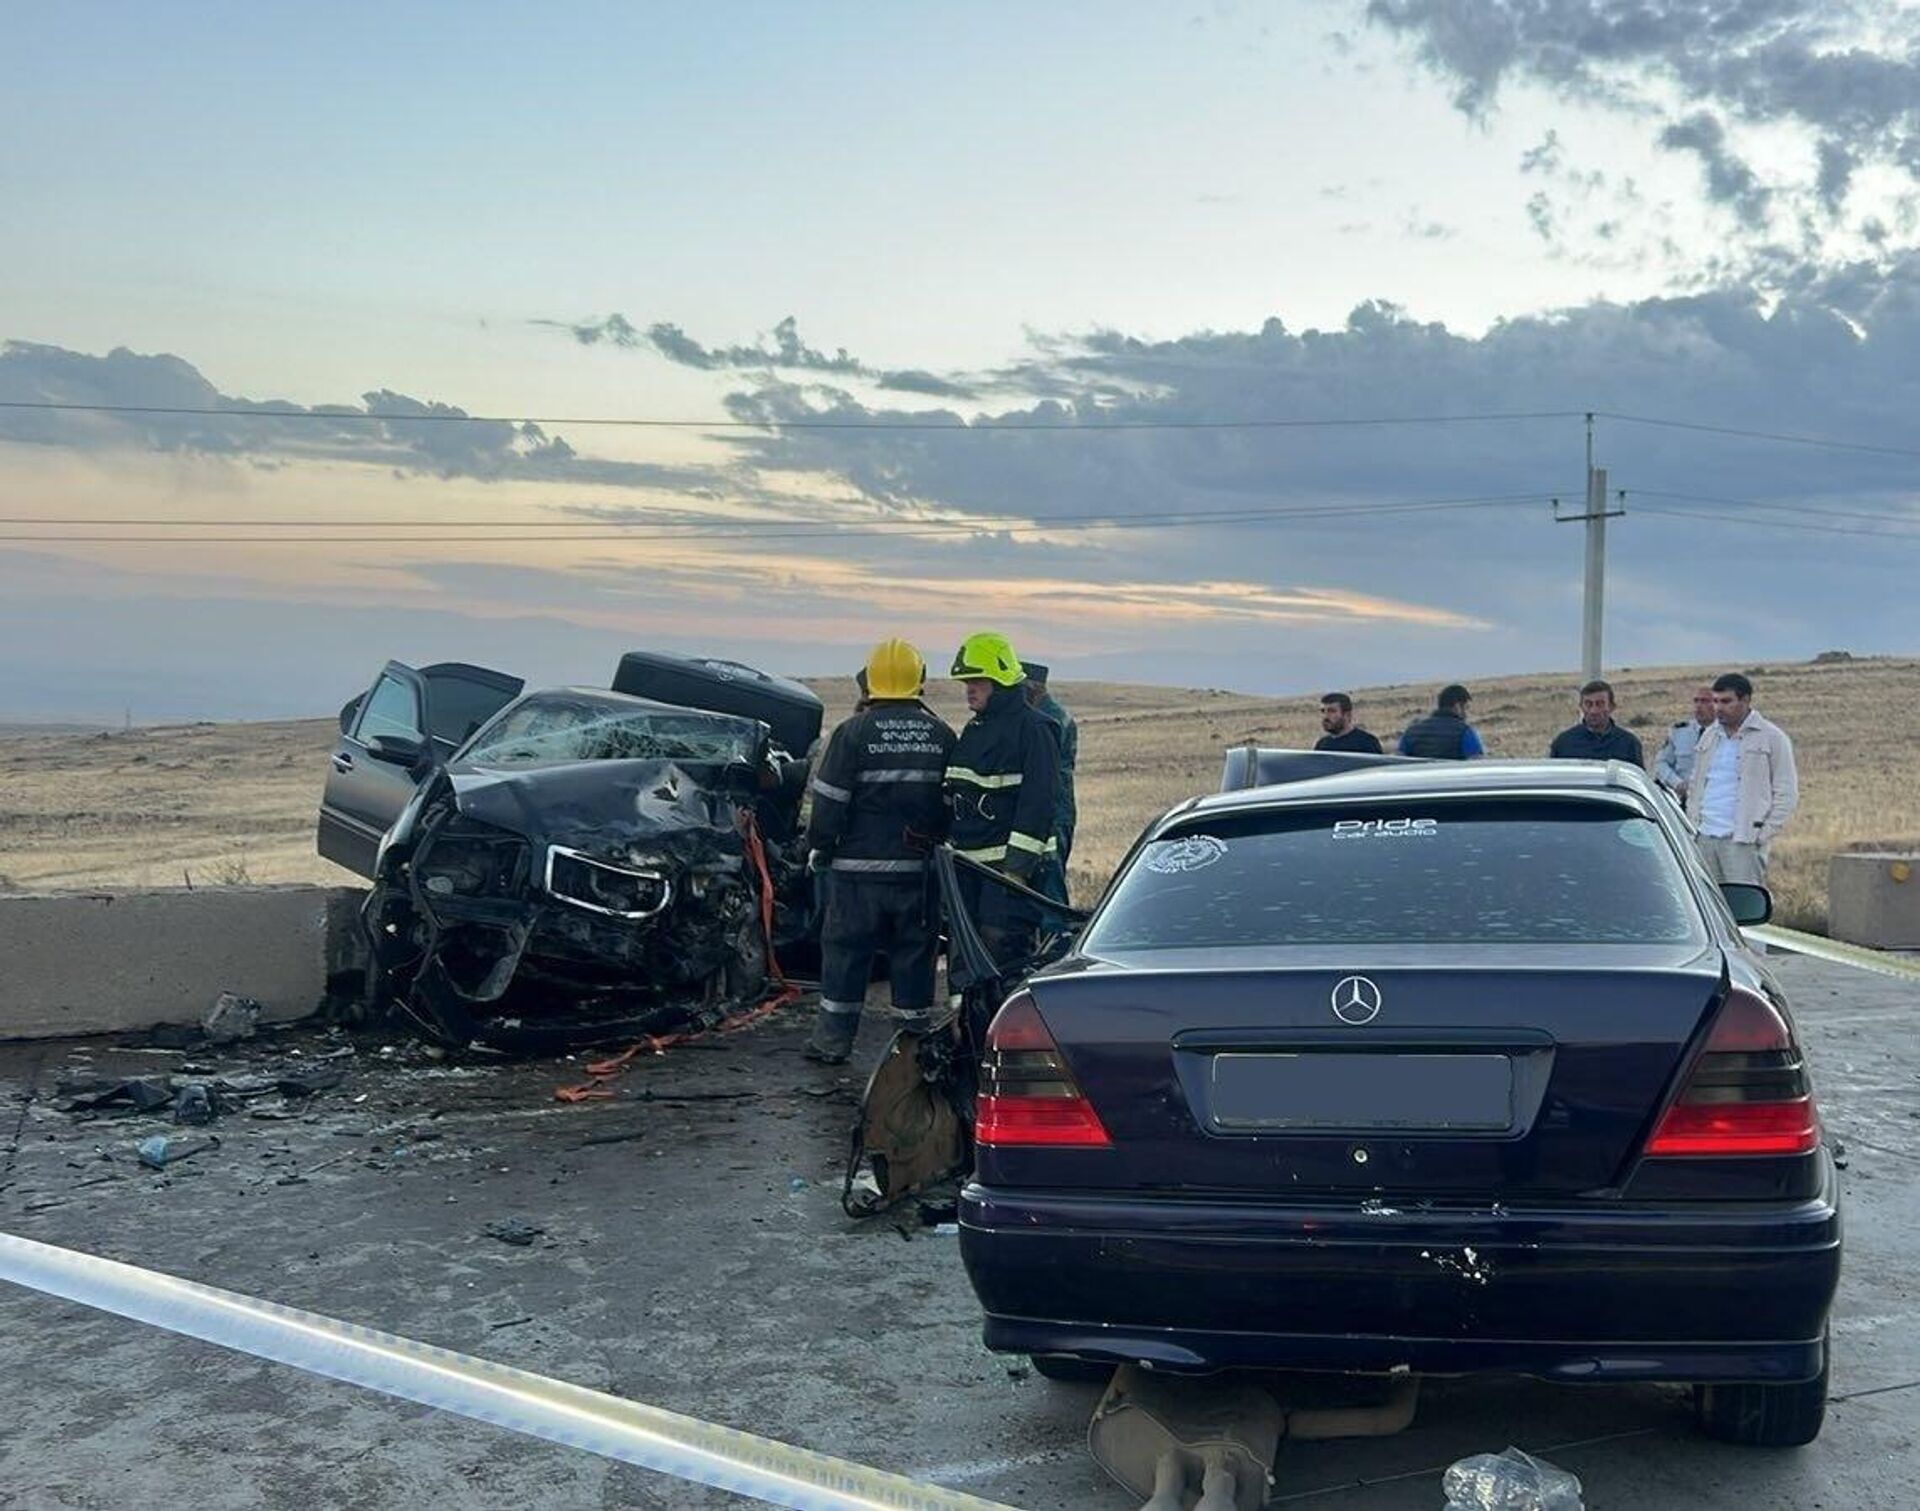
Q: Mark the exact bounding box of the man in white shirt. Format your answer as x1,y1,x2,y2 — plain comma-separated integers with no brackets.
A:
1684,672,1799,886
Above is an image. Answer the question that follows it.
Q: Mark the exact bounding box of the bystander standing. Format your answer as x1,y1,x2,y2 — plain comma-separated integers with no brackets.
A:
1547,679,1644,766
1654,686,1716,800
1684,672,1798,885
1315,693,1383,754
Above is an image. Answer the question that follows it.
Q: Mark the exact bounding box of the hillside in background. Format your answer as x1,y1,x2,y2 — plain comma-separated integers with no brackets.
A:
3,655,1913,933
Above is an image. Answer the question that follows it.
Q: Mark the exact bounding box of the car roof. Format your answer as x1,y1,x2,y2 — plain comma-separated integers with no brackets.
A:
1183,757,1663,825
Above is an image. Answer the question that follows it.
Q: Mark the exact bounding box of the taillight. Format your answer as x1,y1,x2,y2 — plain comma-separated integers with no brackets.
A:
1645,988,1820,1157
975,991,1111,1148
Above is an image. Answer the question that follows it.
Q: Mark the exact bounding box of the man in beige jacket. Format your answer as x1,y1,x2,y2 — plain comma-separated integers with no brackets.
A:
1684,672,1798,885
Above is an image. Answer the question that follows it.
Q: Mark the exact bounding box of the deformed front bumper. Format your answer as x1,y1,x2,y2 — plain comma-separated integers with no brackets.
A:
960,1171,1841,1383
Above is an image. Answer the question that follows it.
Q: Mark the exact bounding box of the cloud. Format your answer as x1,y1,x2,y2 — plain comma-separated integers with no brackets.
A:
1658,112,1772,228
532,313,984,400
17,255,1920,708
1366,1,1920,257
0,340,739,494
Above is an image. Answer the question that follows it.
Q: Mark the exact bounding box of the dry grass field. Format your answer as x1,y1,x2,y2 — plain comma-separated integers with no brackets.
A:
3,655,1915,932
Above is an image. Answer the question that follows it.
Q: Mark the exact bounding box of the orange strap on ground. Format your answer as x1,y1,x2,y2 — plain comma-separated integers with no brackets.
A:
554,809,801,1102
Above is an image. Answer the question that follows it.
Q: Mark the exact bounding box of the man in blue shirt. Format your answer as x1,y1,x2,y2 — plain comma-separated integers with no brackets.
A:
1548,679,1645,765
1398,684,1485,759
1654,685,1715,800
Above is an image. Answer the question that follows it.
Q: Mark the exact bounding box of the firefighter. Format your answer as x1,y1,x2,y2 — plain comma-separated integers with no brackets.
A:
1021,660,1077,904
945,631,1060,970
802,637,955,1065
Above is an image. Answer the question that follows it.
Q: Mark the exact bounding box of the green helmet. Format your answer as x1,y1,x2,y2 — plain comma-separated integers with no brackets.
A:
950,631,1024,687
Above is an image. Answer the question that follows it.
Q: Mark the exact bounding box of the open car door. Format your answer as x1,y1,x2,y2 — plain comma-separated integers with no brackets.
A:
317,660,523,878
842,848,1088,1217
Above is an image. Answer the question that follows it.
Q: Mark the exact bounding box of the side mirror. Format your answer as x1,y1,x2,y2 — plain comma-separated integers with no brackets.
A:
1721,882,1773,926
367,733,430,768
338,696,362,735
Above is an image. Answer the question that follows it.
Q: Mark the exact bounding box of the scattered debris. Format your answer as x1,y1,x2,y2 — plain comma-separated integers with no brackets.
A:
275,1065,347,1098
135,1134,219,1170
488,1315,536,1332
203,992,264,1046
172,1083,216,1126
483,1218,545,1247
57,1076,174,1114
1442,1447,1583,1510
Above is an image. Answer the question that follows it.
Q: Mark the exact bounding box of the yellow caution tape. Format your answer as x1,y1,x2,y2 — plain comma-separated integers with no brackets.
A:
0,1231,1016,1511
1748,925,1920,982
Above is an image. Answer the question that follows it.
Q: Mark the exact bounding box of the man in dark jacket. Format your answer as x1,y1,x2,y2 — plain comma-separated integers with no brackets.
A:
1021,660,1077,903
1398,684,1486,759
1548,678,1645,766
802,637,955,1064
945,631,1060,970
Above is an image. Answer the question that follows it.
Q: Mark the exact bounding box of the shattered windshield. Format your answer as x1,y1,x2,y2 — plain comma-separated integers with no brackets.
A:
462,695,760,769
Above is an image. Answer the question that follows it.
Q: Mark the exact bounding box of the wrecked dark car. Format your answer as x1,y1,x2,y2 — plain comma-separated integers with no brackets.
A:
318,656,821,1051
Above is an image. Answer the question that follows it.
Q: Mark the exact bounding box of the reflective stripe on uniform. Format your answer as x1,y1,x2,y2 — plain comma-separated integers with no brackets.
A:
1007,830,1055,856
830,856,926,874
810,777,853,803
955,844,1009,863
817,998,864,1017
862,768,942,783
945,767,1023,790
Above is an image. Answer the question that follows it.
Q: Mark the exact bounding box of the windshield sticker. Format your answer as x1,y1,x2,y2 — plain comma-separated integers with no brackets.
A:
1145,835,1229,874
1333,817,1438,840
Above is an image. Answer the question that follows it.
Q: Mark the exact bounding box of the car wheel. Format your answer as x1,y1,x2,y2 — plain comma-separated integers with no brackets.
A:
1695,1345,1828,1446
1028,1354,1113,1384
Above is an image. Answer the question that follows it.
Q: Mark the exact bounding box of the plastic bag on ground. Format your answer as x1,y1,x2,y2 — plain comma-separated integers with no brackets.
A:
1442,1447,1583,1510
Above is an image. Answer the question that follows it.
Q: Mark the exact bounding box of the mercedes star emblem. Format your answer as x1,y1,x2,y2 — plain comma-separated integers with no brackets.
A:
1331,975,1383,1025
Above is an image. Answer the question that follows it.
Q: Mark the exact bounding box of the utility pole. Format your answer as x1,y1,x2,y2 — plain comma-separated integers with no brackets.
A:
1555,413,1627,681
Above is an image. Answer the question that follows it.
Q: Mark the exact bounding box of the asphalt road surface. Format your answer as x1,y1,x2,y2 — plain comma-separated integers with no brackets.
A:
0,951,1912,1509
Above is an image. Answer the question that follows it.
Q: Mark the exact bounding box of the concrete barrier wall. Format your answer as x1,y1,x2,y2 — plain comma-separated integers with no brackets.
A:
1830,854,1920,951
0,885,368,1040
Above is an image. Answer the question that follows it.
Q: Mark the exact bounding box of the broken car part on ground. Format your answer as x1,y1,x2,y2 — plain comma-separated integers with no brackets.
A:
320,653,822,1053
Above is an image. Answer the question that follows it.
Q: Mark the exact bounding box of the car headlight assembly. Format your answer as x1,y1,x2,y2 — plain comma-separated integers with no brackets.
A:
545,846,673,920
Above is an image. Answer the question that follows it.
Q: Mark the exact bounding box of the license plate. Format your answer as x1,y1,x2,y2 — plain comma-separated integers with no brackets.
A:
1209,1053,1513,1131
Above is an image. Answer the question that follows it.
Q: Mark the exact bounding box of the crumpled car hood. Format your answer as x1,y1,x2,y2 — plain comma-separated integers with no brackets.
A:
446,758,746,863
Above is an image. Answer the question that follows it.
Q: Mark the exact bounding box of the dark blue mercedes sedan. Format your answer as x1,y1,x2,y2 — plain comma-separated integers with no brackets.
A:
959,758,1840,1446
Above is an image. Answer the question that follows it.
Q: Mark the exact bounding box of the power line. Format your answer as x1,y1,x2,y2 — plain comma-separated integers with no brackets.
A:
0,493,1558,545
1598,410,1920,462
10,396,1920,458
0,491,1560,536
1635,505,1920,540
1630,488,1920,526
0,397,1586,433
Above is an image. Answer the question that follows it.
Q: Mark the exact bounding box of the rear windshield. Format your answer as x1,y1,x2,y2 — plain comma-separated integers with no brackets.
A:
1085,799,1702,950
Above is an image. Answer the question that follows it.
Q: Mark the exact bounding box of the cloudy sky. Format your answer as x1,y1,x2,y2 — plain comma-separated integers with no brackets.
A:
4,0,1919,720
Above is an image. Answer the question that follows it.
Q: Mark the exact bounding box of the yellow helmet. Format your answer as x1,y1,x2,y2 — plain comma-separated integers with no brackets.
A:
863,637,925,700
950,631,1024,687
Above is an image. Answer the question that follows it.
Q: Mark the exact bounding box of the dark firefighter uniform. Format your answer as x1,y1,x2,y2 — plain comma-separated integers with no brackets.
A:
945,634,1060,969
1022,661,1077,904
802,639,955,1064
